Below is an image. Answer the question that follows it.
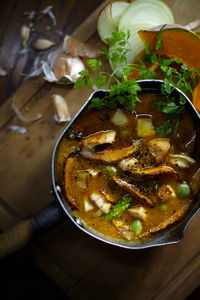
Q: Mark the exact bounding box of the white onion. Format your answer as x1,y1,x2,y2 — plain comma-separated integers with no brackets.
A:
97,1,130,43
118,0,174,31
109,23,156,77
111,109,129,126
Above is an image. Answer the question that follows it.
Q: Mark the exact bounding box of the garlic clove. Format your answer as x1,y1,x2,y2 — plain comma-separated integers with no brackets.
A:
60,55,85,82
52,94,71,123
42,50,85,84
21,25,30,48
53,52,71,79
32,38,55,50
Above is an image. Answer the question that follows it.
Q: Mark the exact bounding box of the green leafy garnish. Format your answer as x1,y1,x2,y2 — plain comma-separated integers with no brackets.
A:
105,196,132,220
155,25,166,51
74,26,199,133
156,120,172,136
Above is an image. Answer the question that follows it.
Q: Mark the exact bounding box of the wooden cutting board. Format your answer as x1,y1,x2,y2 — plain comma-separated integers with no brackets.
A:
1,1,200,299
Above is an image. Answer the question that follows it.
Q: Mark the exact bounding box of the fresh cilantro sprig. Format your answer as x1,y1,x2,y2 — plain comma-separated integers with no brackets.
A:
74,26,199,135
74,59,106,89
74,30,142,112
103,30,132,69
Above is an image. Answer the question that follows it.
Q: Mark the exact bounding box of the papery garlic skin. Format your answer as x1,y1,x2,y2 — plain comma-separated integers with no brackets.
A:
42,50,85,84
0,67,7,76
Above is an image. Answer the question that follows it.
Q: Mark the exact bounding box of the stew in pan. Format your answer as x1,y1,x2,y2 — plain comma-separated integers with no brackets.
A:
55,91,200,242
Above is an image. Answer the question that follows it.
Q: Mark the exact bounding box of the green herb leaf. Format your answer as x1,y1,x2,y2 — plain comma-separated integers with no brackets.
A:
96,75,106,88
87,59,101,71
162,102,179,114
74,77,86,89
87,77,95,89
156,120,172,136
156,24,166,51
79,69,89,76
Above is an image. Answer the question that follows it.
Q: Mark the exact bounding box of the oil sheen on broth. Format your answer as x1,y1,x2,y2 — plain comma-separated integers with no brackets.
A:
56,93,200,242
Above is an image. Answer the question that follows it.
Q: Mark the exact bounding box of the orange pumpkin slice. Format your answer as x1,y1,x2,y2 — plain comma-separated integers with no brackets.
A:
136,28,200,111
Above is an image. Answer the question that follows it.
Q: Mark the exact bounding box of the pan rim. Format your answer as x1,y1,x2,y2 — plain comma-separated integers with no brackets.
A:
51,79,200,249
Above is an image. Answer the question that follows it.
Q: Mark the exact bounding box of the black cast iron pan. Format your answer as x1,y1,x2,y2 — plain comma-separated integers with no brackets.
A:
0,79,200,258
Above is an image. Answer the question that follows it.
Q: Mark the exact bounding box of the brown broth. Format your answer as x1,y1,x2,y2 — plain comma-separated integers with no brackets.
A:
55,92,200,242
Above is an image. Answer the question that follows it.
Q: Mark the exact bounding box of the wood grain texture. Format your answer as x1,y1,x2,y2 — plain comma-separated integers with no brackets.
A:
0,0,103,104
0,0,200,299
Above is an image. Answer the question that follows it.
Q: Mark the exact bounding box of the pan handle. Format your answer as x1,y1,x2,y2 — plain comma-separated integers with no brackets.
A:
0,200,66,259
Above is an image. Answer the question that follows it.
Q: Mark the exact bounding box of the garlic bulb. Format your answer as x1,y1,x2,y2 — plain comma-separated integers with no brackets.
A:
42,50,85,84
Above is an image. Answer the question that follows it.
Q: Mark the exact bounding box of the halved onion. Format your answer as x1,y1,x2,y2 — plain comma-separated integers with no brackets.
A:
118,0,174,31
97,1,130,43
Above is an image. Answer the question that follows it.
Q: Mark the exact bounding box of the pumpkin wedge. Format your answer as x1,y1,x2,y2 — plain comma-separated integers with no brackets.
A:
138,28,200,71
136,28,200,111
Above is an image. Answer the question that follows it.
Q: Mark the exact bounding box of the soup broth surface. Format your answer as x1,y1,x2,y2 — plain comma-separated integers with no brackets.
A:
56,93,200,242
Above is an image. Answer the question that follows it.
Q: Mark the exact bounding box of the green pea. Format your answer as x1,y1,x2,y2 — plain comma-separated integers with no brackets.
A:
177,182,190,198
160,203,168,212
105,166,117,176
131,220,143,236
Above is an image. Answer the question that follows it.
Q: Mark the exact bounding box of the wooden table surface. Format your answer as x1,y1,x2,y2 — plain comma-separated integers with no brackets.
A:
1,1,200,300
0,0,102,103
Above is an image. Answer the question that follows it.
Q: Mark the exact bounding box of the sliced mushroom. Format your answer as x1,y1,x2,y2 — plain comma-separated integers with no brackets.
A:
112,220,134,241
80,140,140,163
129,166,178,178
118,157,138,171
82,130,116,150
64,155,80,209
100,189,116,203
112,176,154,207
128,206,147,221
141,203,191,238
189,167,200,196
169,153,196,168
158,184,176,202
146,138,170,164
90,193,111,214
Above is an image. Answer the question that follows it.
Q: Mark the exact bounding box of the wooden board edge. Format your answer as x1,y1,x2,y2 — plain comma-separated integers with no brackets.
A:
154,251,200,300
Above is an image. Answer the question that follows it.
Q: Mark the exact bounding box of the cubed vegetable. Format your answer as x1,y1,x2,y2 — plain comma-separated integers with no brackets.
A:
111,109,128,126
105,166,117,176
136,118,155,137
